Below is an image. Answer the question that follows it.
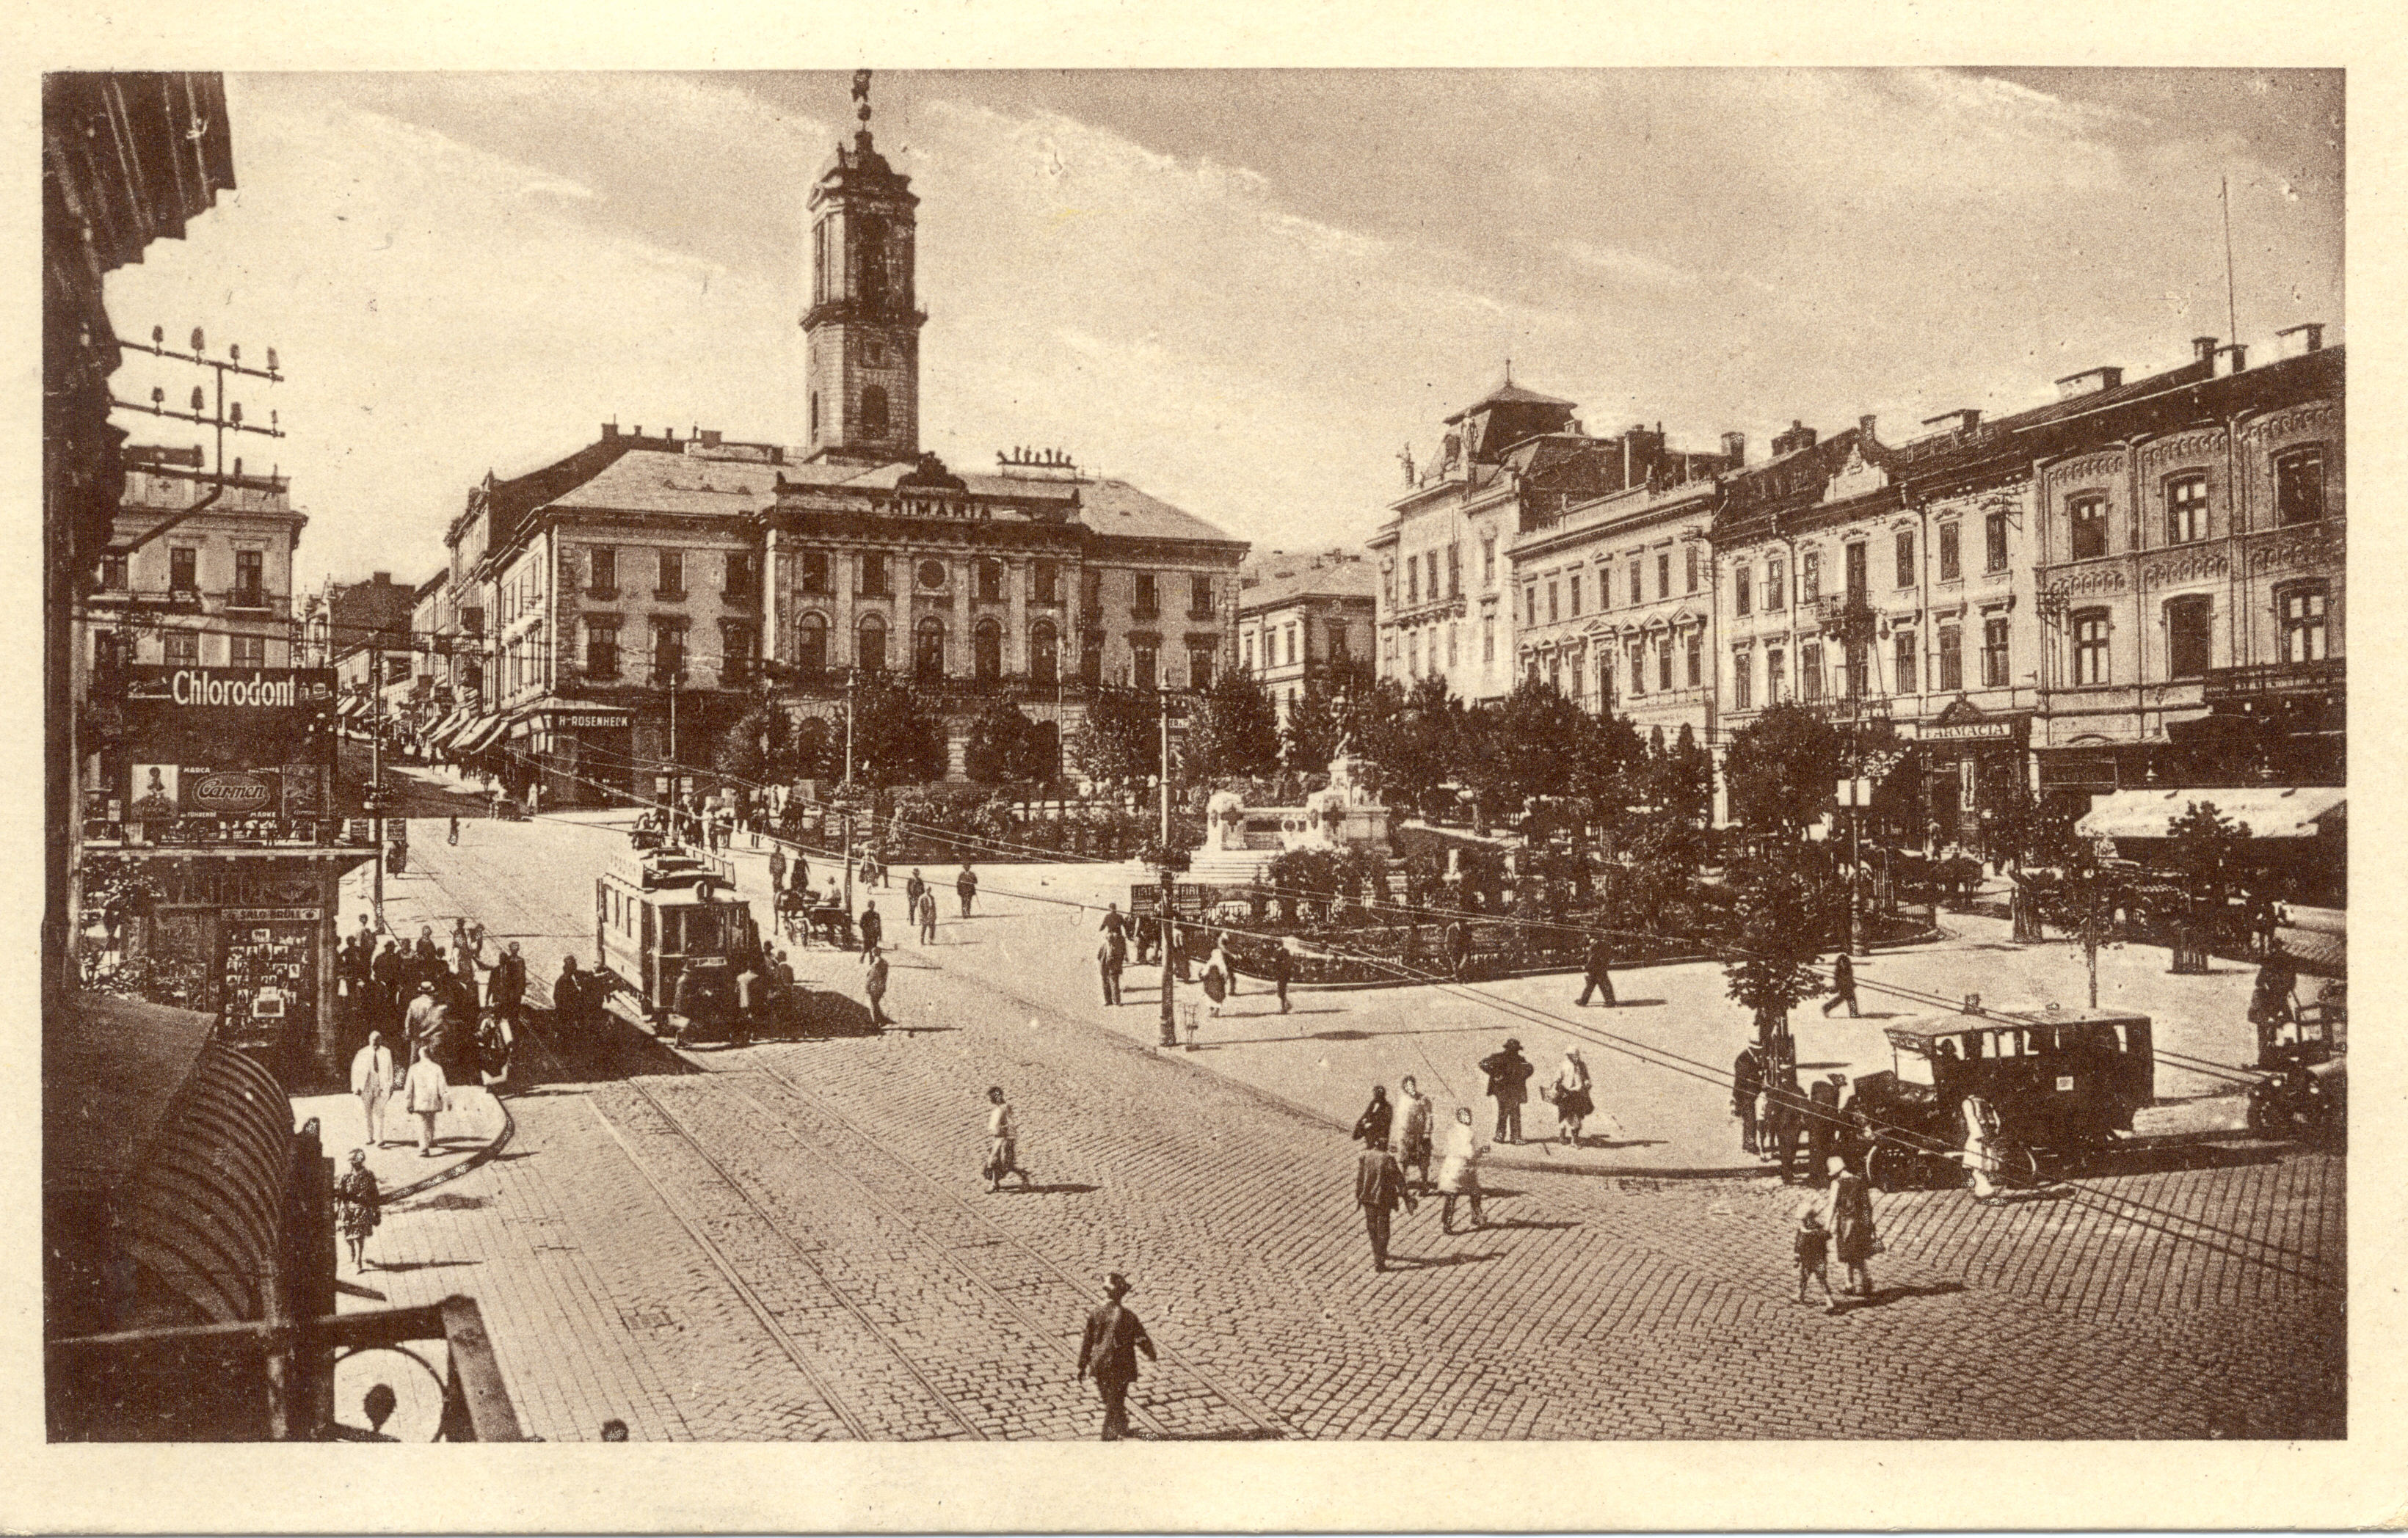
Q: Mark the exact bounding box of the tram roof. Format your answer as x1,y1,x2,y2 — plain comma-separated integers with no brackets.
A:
1882,1006,2150,1051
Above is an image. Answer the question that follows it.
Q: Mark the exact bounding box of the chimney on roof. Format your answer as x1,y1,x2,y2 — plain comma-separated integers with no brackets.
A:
666,427,677,442
603,421,619,439
1770,420,1818,458
372,571,391,584
2054,366,2123,400
1920,409,1982,435
1858,414,1877,442
632,426,641,438
701,429,722,447
1720,431,1747,464
2191,335,2220,364
2275,323,2325,358
2215,343,2249,377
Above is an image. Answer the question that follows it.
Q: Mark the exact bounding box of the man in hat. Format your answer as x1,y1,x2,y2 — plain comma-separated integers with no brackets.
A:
1075,1272,1156,1441
1576,933,1616,1007
1806,1071,1847,1187
403,978,442,1049
1355,1134,1416,1272
1478,1037,1535,1145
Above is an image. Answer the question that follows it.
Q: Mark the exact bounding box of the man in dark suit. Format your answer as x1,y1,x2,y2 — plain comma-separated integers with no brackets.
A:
1731,1042,1765,1155
1576,935,1617,1007
1807,1072,1845,1186
1355,1137,1417,1272
1075,1272,1156,1440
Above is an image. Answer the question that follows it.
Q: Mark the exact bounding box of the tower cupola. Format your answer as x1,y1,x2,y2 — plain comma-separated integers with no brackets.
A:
802,70,927,464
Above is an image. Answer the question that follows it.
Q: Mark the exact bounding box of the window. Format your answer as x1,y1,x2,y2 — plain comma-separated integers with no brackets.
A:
1331,627,1350,663
2165,597,2212,679
2279,583,2329,663
1659,636,1674,692
1766,558,1786,611
2166,475,2208,544
915,616,947,679
860,553,890,597
233,550,265,608
1033,561,1059,604
230,633,266,669
974,619,1003,681
721,622,755,685
170,547,197,596
978,560,1003,602
2068,495,2108,561
1446,624,1458,669
1427,551,1441,602
1134,574,1159,619
812,219,829,303
1800,642,1823,701
1383,564,1395,607
800,551,829,595
795,613,826,674
1188,646,1215,690
1843,640,1867,699
1566,647,1585,699
1082,569,1103,613
1844,542,1867,601
809,392,820,438
861,385,890,440
1243,633,1256,672
725,551,758,599
99,552,128,591
652,622,686,682
1894,529,1916,587
1981,618,2011,688
1628,558,1643,608
1939,625,1964,690
1568,575,1581,618
1546,652,1562,694
918,558,949,591
1030,620,1059,684
585,622,620,677
1734,565,1752,616
858,613,888,671
1407,633,1419,677
1524,586,1536,627
592,546,617,594
1731,650,1753,710
1408,560,1420,607
1482,614,1496,664
92,628,121,679
2274,446,2326,525
1191,574,1215,619
1080,632,1103,684
1685,545,1700,594
1801,550,1821,602
1446,543,1461,599
164,627,198,666
2070,610,2109,685
1482,536,1496,586
1657,552,1672,600
1894,630,1918,694
1938,523,1961,580
1985,509,2009,572
1132,640,1157,691
658,549,685,597
1547,583,1560,624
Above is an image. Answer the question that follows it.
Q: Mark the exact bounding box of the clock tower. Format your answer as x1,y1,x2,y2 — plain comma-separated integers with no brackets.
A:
803,71,925,464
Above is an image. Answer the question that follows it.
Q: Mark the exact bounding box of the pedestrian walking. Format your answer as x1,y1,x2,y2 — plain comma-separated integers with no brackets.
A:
983,1086,1032,1192
916,889,938,946
1199,938,1232,1018
1478,1037,1535,1145
1074,1272,1156,1441
488,940,527,1024
906,868,926,916
404,1046,449,1157
1436,1107,1488,1233
1819,952,1860,1016
1099,903,1128,944
859,900,883,960
1731,1042,1765,1155
447,814,459,846
1829,1156,1879,1297
371,939,403,1029
403,979,442,1049
1765,1070,1807,1183
554,955,589,1032
1576,934,1617,1007
2249,939,2299,1060
1351,1085,1393,1148
1394,1076,1435,1191
1355,1136,1417,1272
351,1031,396,1148
334,1148,382,1272
1270,939,1295,1014
956,863,978,918
1793,1207,1838,1310
1547,1047,1594,1145
477,1010,514,1094
1807,1072,1844,1185
864,946,892,1029
1097,933,1124,1006
1444,918,1471,982
769,844,788,899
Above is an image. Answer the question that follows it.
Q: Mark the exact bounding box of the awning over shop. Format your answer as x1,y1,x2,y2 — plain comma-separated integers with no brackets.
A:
336,696,365,720
455,715,509,756
2075,785,2345,842
421,709,472,748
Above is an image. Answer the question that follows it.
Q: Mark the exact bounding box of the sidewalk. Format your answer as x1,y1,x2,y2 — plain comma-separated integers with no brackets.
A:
295,1080,511,1193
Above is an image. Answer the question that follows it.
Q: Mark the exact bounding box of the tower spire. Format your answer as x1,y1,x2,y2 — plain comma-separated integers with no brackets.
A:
852,68,874,150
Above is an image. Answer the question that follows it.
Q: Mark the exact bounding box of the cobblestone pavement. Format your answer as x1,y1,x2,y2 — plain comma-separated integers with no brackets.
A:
332,822,2343,1440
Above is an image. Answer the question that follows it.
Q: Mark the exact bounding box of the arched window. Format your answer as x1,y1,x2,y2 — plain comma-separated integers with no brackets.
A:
1030,620,1059,685
862,385,890,440
974,618,1003,682
857,613,887,673
914,615,946,679
796,612,828,675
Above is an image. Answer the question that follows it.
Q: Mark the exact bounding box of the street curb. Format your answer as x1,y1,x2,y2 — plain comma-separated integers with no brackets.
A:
380,1093,517,1204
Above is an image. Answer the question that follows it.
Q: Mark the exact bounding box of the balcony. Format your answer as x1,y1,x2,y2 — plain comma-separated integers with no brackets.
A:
1130,604,1160,622
721,588,756,606
1814,593,1878,642
652,587,687,603
2203,656,2343,704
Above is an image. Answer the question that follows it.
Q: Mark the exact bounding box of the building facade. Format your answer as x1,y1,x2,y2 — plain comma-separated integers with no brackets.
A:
1237,549,1376,721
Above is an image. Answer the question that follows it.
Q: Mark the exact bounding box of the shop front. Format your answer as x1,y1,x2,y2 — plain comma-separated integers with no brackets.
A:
1902,699,2032,860
517,703,636,807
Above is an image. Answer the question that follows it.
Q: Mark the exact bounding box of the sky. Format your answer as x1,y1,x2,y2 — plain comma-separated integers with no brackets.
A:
99,68,2343,594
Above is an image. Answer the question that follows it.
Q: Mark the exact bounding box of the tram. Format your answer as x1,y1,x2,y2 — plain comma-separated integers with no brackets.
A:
595,845,758,1037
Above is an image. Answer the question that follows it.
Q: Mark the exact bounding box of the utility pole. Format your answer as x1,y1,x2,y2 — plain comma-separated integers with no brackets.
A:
1158,687,1178,1049
369,686,385,927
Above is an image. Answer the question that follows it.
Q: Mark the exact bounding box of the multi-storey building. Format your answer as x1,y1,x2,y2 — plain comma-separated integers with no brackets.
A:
1372,381,1736,705
84,445,304,682
1508,471,1721,743
324,571,414,733
1236,550,1376,721
2026,328,2343,798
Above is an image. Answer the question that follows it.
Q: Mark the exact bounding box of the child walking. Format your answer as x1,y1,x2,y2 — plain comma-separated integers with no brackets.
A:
1794,1208,1838,1311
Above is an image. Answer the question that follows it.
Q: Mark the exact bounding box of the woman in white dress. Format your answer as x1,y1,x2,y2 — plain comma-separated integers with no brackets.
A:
1436,1106,1489,1233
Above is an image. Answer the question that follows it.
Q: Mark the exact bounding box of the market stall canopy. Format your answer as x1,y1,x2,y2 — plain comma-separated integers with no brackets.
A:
2076,786,2344,842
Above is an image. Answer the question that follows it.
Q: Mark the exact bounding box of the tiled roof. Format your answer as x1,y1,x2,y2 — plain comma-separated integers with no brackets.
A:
544,448,785,517
1240,555,1378,611
1076,478,1245,545
1445,379,1576,423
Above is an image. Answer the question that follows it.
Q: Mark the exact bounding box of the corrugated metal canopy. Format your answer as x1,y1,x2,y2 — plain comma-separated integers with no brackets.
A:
2075,786,2345,841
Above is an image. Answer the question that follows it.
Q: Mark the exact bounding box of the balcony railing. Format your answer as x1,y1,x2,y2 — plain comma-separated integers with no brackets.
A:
2202,656,2344,702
